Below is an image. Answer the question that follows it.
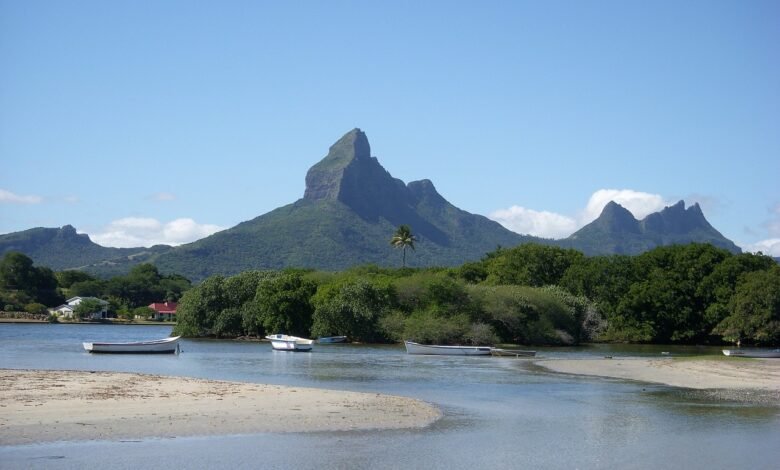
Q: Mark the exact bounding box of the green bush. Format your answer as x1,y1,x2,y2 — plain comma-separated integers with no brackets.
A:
311,278,393,342
24,303,48,315
402,310,471,345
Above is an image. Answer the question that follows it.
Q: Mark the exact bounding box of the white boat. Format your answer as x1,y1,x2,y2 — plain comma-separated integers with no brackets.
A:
722,349,780,358
318,336,348,344
490,348,536,357
404,340,492,356
83,336,181,354
266,334,314,351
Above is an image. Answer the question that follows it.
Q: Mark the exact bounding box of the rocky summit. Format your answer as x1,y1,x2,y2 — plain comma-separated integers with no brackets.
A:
151,129,537,279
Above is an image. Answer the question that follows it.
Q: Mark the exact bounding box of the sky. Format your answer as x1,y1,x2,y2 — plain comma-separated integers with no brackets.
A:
1,1,779,255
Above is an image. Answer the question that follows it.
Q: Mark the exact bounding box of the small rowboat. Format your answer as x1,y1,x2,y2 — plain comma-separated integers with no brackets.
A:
83,336,181,354
490,348,536,357
722,349,780,358
266,334,314,351
317,336,348,344
404,341,492,356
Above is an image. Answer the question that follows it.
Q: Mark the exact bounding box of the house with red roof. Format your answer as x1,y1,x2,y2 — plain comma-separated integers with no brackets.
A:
148,301,177,321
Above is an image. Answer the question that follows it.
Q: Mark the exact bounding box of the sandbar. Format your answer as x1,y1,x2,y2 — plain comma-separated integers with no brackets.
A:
0,369,441,446
537,357,780,392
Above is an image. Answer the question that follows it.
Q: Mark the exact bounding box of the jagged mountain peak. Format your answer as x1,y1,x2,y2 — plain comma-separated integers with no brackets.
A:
641,200,710,234
408,179,446,205
303,128,398,204
303,128,370,199
303,129,410,221
587,201,641,234
56,224,91,242
566,199,740,255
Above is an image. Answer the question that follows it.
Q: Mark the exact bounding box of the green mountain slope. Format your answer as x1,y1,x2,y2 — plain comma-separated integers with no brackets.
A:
155,129,536,280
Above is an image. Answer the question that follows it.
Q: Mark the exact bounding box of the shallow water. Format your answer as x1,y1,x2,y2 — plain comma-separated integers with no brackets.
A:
1,324,778,469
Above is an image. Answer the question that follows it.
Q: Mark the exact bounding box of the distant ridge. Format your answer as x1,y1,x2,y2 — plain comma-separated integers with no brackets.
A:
0,129,742,279
563,200,741,255
0,225,170,276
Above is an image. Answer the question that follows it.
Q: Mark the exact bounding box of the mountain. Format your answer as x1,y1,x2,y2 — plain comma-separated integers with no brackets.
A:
152,129,538,279
563,200,741,255
0,225,172,276
1,129,743,279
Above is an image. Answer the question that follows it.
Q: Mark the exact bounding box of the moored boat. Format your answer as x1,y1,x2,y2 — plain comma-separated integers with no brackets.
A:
490,348,536,357
266,334,314,351
317,335,348,344
83,336,181,354
722,349,780,358
404,340,492,356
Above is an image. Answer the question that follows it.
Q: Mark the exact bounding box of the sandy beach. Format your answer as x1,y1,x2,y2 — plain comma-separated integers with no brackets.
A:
0,369,441,446
537,357,780,392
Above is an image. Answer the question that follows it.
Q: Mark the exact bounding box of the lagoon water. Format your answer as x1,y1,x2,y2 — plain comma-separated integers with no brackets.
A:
1,323,778,469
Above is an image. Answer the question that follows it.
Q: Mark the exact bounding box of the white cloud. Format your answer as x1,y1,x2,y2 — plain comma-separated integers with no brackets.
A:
0,189,43,204
765,203,780,237
490,188,671,238
743,238,780,257
90,217,224,248
581,189,669,224
150,192,176,202
489,206,577,239
739,203,780,256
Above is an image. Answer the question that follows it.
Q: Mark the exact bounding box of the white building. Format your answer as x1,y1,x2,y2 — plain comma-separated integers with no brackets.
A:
51,296,110,320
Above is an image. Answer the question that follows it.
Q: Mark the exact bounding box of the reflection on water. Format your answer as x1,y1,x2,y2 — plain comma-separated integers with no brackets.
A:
647,388,780,421
1,324,778,469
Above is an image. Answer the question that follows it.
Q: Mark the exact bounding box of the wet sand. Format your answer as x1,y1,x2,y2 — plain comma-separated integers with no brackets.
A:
0,369,441,446
537,357,780,391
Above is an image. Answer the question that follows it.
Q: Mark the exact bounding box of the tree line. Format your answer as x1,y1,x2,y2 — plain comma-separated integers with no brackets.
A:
0,252,191,319
3,242,778,345
173,243,779,346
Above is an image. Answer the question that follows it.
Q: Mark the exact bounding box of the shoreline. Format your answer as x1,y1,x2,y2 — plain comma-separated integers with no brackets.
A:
0,369,441,446
0,318,175,326
536,357,780,394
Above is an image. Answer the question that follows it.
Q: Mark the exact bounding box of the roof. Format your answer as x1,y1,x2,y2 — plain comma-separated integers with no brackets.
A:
66,296,109,305
148,301,178,313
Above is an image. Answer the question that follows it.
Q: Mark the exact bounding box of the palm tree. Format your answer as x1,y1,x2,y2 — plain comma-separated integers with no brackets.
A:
390,225,417,268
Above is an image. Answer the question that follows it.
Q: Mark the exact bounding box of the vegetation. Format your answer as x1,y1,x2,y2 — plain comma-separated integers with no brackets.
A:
0,251,63,309
66,263,191,313
713,265,780,344
390,225,417,268
0,252,192,318
172,243,779,346
4,242,779,347
73,298,107,320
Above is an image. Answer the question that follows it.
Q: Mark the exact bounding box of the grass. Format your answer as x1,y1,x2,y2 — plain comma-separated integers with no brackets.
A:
671,354,756,362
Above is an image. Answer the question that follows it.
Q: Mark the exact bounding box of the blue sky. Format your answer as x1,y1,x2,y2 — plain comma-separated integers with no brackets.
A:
2,1,779,255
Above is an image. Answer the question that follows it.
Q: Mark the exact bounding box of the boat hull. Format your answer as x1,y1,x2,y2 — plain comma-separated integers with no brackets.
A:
404,341,492,356
722,349,780,358
83,336,181,354
266,334,314,351
317,336,348,344
490,348,536,357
